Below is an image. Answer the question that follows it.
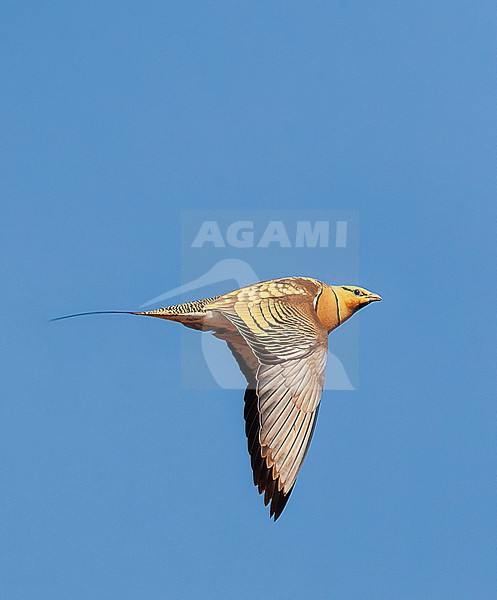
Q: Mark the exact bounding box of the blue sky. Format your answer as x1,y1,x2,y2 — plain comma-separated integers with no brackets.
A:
1,2,496,599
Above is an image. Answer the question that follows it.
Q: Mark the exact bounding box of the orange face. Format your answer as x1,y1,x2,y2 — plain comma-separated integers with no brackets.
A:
327,285,382,328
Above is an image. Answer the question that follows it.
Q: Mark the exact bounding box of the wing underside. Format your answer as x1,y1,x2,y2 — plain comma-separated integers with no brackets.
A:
213,290,328,520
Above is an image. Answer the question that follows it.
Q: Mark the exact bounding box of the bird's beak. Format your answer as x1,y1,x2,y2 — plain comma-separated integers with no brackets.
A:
367,294,382,302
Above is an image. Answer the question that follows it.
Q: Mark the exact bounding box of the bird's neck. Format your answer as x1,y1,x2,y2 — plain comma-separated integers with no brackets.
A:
316,285,342,332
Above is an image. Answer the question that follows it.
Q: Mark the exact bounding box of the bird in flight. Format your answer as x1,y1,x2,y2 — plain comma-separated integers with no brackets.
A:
54,277,381,520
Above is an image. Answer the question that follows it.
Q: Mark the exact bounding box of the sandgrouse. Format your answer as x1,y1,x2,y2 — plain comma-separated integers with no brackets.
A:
55,277,381,520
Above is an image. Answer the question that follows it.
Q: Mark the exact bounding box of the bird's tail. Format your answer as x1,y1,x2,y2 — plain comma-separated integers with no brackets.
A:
135,296,221,318
50,295,222,325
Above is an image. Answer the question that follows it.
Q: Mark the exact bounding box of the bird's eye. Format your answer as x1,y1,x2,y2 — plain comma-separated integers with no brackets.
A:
353,289,364,296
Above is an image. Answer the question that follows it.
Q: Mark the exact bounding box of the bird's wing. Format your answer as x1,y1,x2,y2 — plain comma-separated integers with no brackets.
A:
212,294,328,520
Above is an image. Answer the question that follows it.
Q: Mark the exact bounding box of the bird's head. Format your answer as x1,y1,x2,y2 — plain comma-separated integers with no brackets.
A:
331,285,382,323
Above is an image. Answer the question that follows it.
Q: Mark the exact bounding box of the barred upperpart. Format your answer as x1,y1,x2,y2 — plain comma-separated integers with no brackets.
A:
143,295,222,316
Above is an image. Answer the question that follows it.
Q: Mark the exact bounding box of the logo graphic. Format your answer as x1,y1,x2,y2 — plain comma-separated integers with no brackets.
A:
142,211,359,390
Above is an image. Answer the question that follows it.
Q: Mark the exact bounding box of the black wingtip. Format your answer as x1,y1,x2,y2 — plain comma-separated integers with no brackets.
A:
242,384,296,522
49,310,137,322
271,487,293,521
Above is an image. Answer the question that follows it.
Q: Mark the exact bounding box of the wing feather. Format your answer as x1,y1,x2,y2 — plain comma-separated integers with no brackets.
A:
214,288,328,520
